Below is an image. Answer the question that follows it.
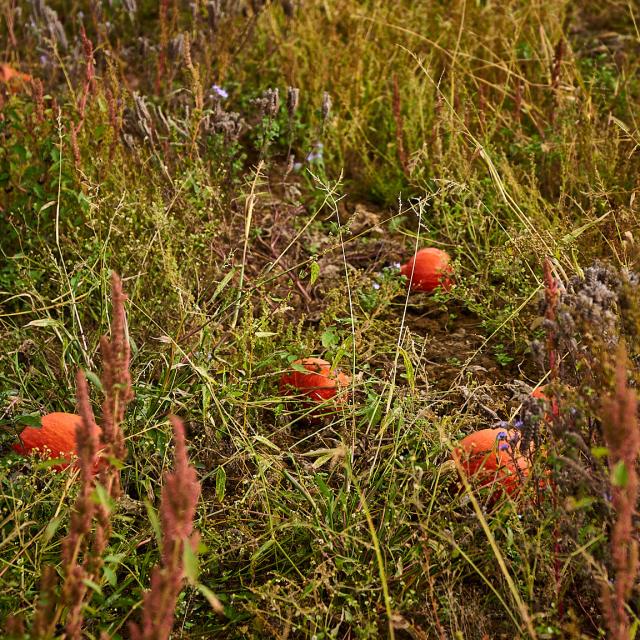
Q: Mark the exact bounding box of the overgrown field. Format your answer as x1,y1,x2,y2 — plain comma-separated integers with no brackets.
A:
2,1,640,638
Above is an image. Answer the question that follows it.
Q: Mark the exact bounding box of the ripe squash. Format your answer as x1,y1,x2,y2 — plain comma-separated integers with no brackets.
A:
531,385,560,418
400,248,453,293
452,428,530,497
0,64,32,93
13,412,81,470
280,358,351,403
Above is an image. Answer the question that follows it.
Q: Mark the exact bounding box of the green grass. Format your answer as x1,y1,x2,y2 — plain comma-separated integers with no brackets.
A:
1,0,640,637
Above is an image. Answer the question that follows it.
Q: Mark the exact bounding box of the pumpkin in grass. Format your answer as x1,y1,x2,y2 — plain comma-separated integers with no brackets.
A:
0,64,32,92
452,428,530,498
279,357,351,411
531,385,560,418
13,412,82,470
400,248,453,293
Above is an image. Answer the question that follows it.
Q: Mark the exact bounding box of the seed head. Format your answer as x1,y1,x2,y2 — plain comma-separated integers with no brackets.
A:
321,91,332,121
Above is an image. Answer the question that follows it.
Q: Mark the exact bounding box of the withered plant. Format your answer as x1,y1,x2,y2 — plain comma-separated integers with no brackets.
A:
129,416,202,640
599,344,640,640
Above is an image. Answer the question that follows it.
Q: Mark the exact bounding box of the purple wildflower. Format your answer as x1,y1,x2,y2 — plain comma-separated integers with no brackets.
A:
306,142,324,163
211,84,228,99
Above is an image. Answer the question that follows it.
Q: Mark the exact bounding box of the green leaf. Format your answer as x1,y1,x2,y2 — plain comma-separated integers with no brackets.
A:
103,566,117,587
93,483,115,511
310,260,320,285
565,496,595,511
561,211,610,245
302,447,345,469
321,329,339,349
215,465,226,502
24,318,62,329
212,268,236,302
197,583,225,616
84,369,104,393
398,347,415,392
183,541,200,585
253,434,280,452
314,474,333,502
255,331,277,338
144,499,162,546
82,578,102,595
612,460,629,488
129,334,139,357
43,516,62,544
251,538,275,573
16,414,42,427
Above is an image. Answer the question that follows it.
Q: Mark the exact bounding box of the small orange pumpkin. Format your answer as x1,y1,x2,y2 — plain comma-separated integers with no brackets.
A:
0,64,32,93
400,248,453,293
280,357,351,404
531,385,560,418
13,412,81,470
452,428,529,498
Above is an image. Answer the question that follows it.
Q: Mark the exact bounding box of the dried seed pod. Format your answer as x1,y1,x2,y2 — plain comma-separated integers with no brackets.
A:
168,33,185,62
32,0,68,50
267,87,280,118
321,91,332,121
122,0,137,17
286,86,299,118
206,1,220,31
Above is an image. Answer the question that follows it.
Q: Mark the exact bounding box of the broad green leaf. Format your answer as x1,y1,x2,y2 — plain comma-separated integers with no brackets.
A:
321,329,339,349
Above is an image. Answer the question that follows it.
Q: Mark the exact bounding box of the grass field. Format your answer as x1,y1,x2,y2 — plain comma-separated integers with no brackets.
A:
1,1,640,638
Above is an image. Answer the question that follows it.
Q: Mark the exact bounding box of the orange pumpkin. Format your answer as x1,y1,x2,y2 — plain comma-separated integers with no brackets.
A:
0,64,32,93
13,412,81,470
531,386,548,401
279,357,351,404
400,248,453,293
452,428,530,497
531,385,560,418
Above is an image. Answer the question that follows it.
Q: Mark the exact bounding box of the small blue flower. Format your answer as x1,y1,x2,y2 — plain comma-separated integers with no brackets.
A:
211,84,229,99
